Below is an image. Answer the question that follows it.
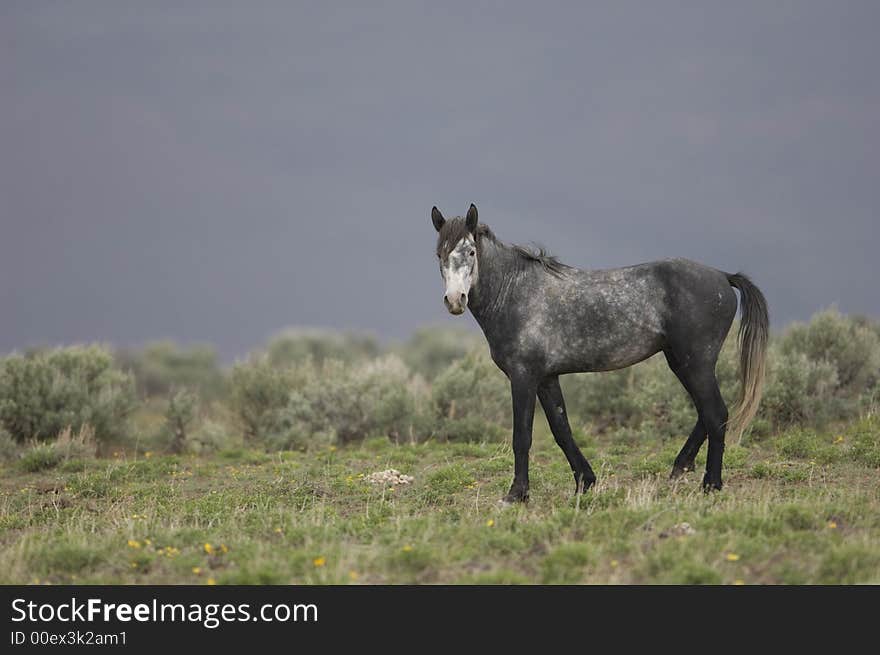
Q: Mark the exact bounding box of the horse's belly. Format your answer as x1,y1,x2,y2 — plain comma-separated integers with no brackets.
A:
551,335,662,373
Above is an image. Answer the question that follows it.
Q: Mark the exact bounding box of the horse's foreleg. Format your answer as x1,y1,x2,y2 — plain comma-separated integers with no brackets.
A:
503,376,537,503
538,377,596,494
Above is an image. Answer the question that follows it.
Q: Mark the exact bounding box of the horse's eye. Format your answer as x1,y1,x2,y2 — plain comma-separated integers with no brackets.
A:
469,250,475,257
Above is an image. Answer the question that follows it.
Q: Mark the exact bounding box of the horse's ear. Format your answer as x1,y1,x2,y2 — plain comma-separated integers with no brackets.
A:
431,206,446,232
465,203,478,234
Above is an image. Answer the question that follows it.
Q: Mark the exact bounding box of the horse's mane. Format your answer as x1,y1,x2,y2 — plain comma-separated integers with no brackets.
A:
436,217,570,278
509,243,570,278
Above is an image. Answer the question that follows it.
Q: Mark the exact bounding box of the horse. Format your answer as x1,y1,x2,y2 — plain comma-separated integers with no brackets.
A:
430,204,769,503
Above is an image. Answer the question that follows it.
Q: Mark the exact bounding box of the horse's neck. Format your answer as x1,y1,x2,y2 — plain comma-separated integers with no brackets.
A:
469,241,522,328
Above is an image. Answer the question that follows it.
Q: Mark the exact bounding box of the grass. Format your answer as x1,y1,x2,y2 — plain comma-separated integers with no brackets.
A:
1,415,878,584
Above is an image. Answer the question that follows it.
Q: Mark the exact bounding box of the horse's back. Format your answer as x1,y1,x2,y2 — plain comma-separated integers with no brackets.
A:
556,258,736,371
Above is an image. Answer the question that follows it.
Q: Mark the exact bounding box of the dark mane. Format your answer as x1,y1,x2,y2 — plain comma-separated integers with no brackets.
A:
436,217,570,278
510,244,570,277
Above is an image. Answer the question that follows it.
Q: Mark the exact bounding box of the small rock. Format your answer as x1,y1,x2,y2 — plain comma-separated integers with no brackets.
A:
659,522,696,539
366,469,414,487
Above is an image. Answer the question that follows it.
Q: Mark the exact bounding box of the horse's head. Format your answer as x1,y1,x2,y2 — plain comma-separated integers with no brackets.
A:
431,204,479,315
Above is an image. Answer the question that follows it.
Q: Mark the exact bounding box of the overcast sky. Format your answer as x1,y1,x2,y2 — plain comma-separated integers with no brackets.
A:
2,2,878,359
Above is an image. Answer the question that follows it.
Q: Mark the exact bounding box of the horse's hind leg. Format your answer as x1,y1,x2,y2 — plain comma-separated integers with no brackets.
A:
665,351,707,478
664,350,727,490
670,419,705,478
695,376,728,490
538,376,596,493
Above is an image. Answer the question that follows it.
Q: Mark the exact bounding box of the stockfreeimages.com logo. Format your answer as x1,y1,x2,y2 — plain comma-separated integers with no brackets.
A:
11,597,318,630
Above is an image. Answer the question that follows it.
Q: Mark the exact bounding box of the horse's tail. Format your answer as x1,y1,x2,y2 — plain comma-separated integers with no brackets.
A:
726,272,769,442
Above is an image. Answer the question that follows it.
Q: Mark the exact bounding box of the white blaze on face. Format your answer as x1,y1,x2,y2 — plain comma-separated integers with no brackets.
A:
441,236,477,314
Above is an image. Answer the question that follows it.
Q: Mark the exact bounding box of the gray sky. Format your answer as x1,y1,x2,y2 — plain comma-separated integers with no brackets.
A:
2,1,878,359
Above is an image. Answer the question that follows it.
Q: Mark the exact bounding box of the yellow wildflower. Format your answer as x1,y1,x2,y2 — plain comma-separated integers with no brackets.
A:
402,545,413,552
349,571,359,581
725,553,740,562
828,521,838,529
192,567,202,575
127,540,141,549
204,543,214,554
313,556,326,567
486,519,495,527
207,578,216,585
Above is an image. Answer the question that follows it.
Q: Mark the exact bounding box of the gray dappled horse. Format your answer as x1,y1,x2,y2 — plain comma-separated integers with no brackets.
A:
431,204,768,503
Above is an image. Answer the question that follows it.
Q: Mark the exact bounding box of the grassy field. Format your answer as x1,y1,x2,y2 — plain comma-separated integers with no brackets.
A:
2,416,879,585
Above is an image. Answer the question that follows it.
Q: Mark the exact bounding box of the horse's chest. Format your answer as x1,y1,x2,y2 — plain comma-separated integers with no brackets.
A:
486,319,572,372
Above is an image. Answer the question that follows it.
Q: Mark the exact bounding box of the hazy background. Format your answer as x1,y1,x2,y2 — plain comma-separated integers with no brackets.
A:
2,1,878,359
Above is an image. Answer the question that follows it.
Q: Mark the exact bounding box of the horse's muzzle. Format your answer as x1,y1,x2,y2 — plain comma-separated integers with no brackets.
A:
444,293,467,315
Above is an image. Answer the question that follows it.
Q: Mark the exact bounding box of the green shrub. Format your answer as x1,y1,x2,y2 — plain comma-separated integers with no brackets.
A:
430,351,509,442
228,356,294,442
266,328,380,368
0,427,18,462
164,388,197,453
116,341,225,399
18,424,97,473
759,350,840,429
279,355,422,447
750,310,880,432
0,345,136,445
858,380,880,416
187,419,235,454
396,326,485,380
230,354,424,448
19,442,62,472
781,308,880,394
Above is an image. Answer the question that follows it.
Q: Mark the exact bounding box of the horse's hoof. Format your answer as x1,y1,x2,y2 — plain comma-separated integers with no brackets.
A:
669,463,694,479
701,474,723,492
575,475,597,494
499,492,529,505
